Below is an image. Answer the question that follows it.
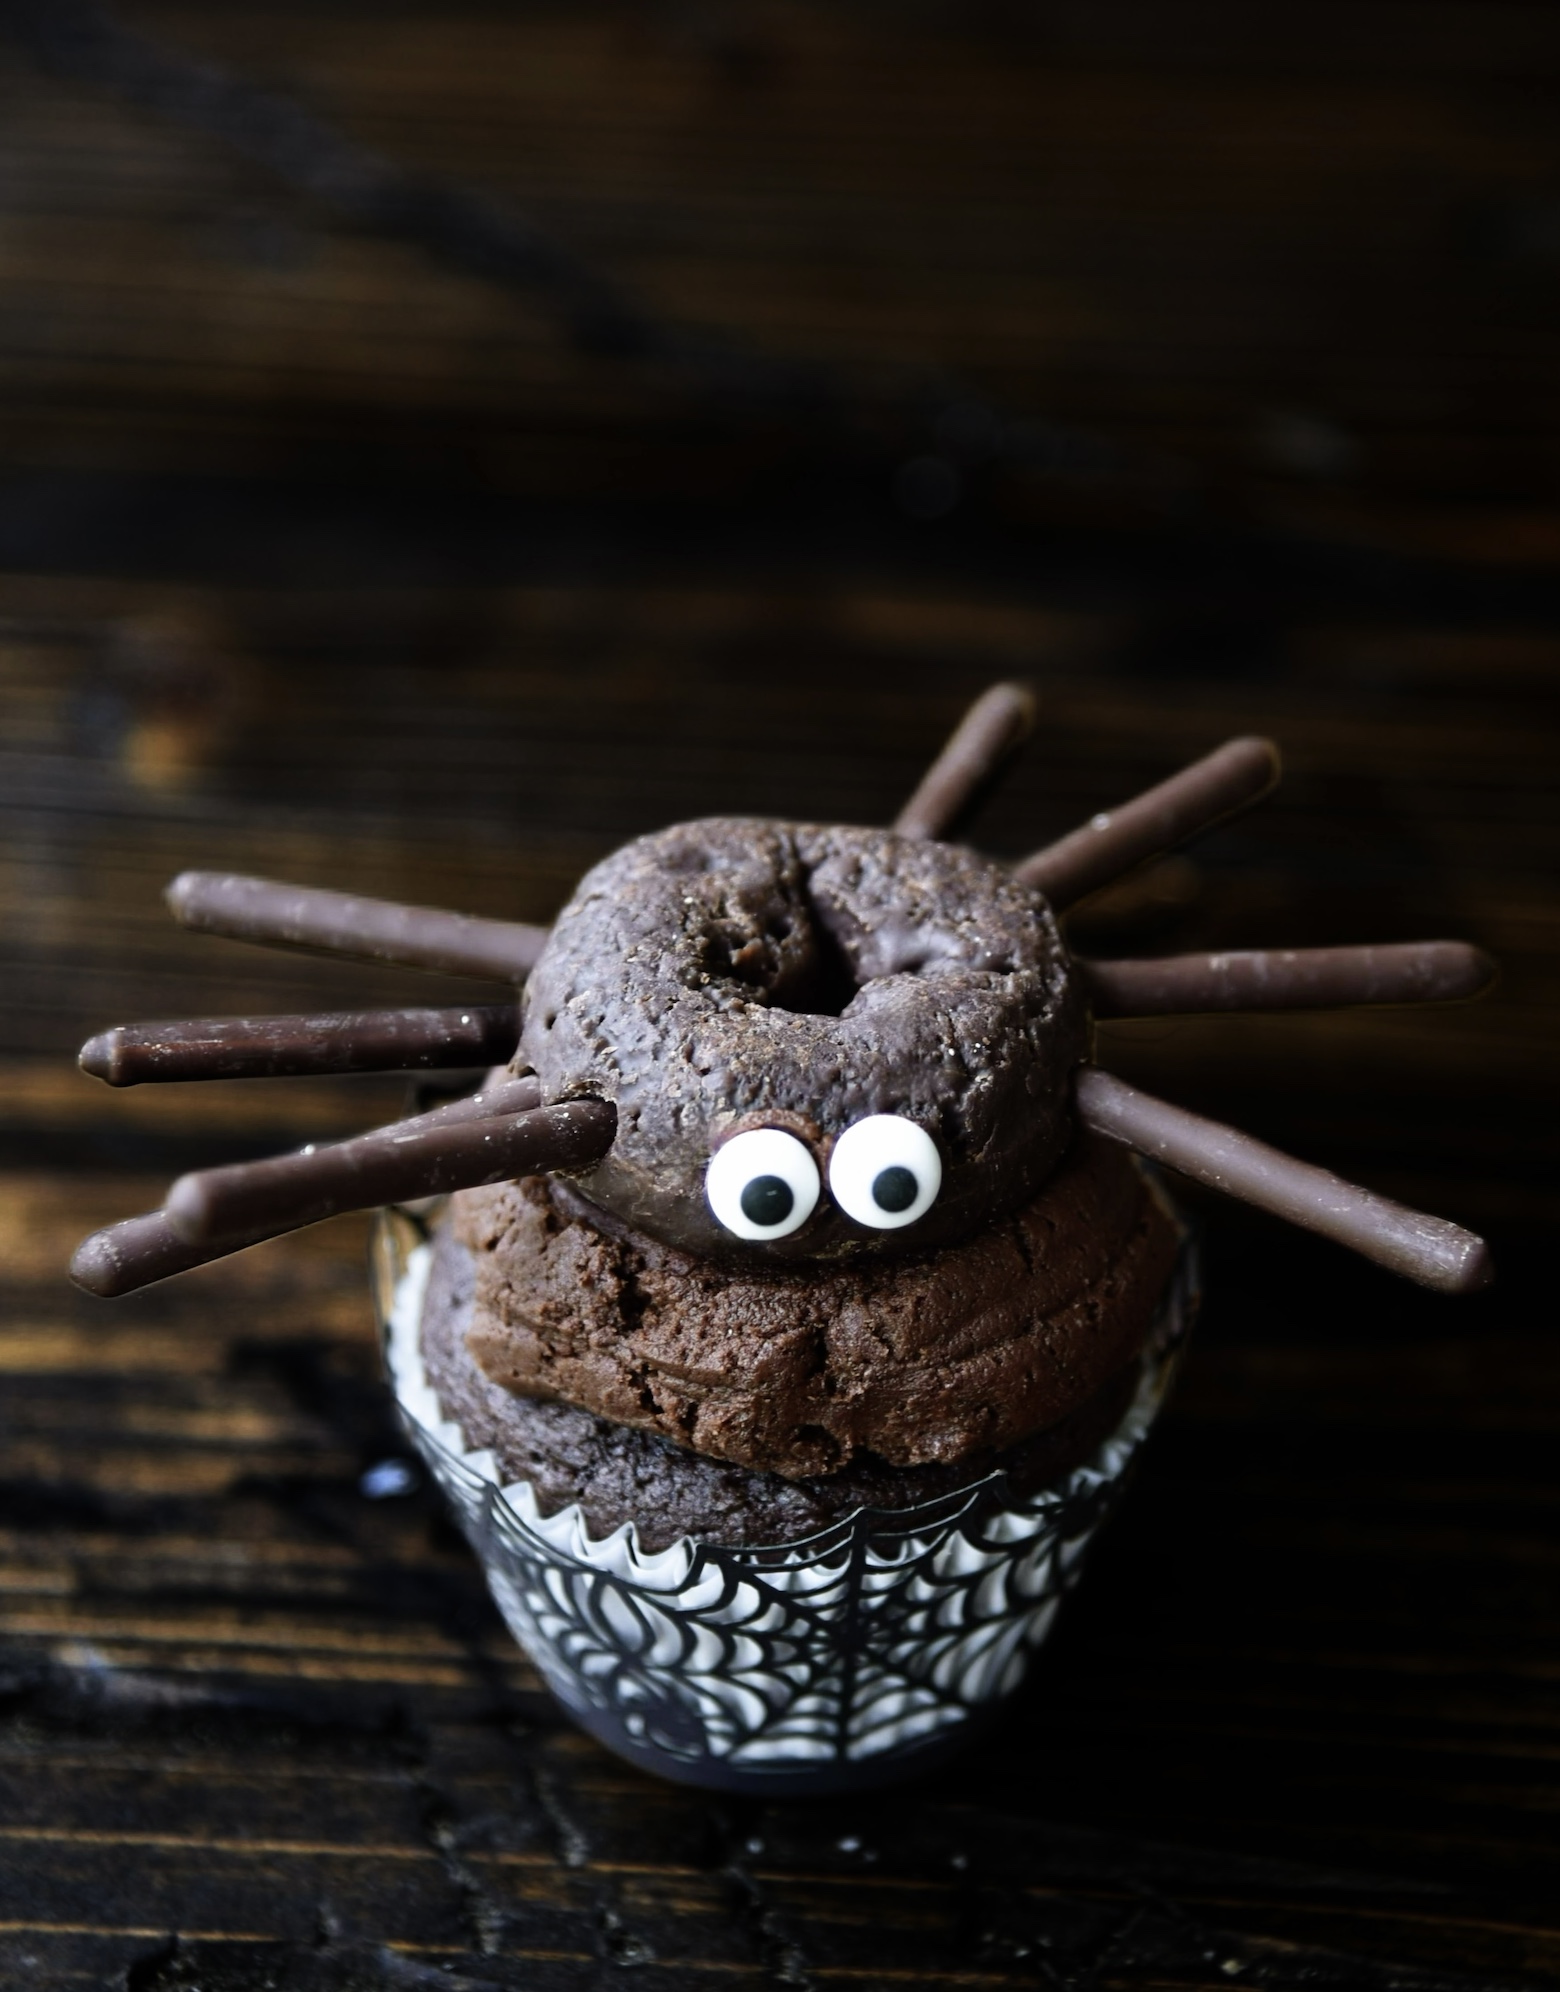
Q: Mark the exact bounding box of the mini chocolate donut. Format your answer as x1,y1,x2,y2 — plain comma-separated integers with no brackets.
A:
518,818,1086,1262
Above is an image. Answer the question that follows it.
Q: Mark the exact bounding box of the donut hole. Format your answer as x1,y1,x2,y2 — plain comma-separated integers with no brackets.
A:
706,883,861,1018
772,912,858,1018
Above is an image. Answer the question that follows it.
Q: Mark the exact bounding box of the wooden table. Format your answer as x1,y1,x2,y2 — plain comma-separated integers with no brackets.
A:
0,5,1556,1986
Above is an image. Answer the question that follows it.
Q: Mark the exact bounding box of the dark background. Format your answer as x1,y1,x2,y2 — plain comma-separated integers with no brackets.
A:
0,5,1557,1988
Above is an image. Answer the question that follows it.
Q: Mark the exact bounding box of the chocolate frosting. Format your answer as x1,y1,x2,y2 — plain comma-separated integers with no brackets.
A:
418,1218,1144,1551
450,1131,1180,1480
517,818,1086,1264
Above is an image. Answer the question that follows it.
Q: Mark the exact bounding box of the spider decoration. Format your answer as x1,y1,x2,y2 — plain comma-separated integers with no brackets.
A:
71,685,1494,1300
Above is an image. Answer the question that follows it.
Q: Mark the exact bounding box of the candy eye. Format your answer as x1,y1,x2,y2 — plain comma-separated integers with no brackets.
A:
706,1127,821,1241
828,1115,942,1230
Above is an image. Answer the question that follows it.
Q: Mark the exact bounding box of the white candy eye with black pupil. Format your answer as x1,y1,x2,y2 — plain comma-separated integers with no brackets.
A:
705,1127,820,1242
828,1115,942,1230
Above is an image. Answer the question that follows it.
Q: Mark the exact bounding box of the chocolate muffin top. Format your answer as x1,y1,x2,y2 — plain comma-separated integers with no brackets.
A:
518,818,1086,1264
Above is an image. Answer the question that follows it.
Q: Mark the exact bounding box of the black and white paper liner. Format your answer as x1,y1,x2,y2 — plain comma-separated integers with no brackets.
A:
379,1214,1196,1788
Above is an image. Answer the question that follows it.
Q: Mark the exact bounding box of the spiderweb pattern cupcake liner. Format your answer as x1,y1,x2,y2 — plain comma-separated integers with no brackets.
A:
375,1206,1197,1794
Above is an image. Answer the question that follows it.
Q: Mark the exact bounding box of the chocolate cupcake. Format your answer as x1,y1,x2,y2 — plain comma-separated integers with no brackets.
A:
376,1186,1195,1792
73,687,1494,1790
362,815,1193,1789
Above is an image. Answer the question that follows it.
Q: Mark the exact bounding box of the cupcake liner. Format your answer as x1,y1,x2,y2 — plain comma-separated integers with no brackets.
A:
372,1198,1198,1795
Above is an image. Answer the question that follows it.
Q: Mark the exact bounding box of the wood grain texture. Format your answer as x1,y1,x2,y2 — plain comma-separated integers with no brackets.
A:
0,1,1557,1986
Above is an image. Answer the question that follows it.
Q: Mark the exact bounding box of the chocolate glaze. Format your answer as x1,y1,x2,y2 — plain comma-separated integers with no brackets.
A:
166,871,547,982
1015,736,1278,910
79,1003,520,1086
519,819,1086,1264
1081,941,1494,1019
1076,1067,1491,1294
419,1216,1145,1552
69,1078,540,1298
166,1096,614,1244
450,1131,1179,1480
893,683,1035,842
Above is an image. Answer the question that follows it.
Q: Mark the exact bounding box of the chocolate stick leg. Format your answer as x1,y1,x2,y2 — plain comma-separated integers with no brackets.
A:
166,873,550,983
166,1097,614,1246
80,1003,521,1086
71,1210,286,1299
69,1076,542,1296
1082,941,1496,1019
1075,1067,1491,1294
1015,737,1279,911
893,683,1036,841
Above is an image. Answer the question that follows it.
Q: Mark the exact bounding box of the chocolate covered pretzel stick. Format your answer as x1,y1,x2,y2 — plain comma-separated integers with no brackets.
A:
80,1003,521,1086
894,683,1036,841
166,872,549,982
70,1210,290,1300
1074,1066,1491,1293
70,1076,542,1296
1081,941,1495,1019
166,1096,614,1245
1016,736,1279,911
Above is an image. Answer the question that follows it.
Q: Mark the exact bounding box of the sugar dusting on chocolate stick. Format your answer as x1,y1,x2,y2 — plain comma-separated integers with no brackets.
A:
69,1076,544,1296
894,683,1036,842
80,1004,521,1086
1016,736,1279,911
165,872,549,982
1082,941,1495,1019
1075,1067,1491,1294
